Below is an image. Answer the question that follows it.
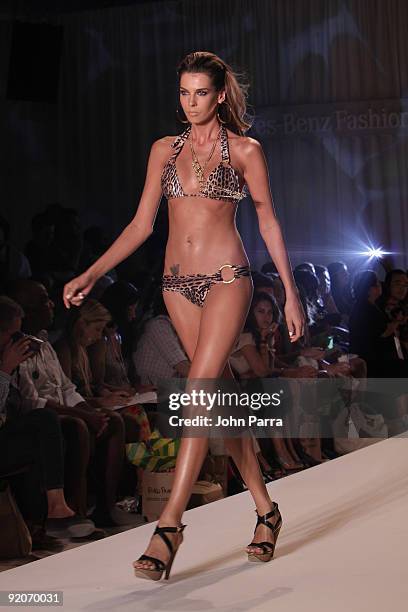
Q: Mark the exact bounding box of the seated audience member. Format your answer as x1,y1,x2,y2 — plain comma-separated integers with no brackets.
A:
270,274,286,310
294,268,343,347
376,269,408,317
314,264,340,315
55,300,116,401
132,291,190,387
87,275,115,301
349,270,408,377
251,271,334,368
0,296,92,548
294,262,316,275
292,281,363,378
98,281,141,385
0,215,31,289
230,291,317,470
19,293,128,528
6,282,122,528
327,261,354,321
260,261,278,275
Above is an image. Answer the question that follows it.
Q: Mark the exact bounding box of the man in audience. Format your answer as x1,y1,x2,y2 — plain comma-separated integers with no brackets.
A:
6,279,131,529
132,291,190,386
0,296,92,549
327,261,354,320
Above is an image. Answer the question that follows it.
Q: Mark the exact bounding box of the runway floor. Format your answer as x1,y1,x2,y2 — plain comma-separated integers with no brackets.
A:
1,435,408,612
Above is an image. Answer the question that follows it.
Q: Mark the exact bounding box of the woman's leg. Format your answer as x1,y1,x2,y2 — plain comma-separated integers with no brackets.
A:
220,364,280,555
135,276,277,570
90,410,125,523
0,408,76,518
60,415,90,516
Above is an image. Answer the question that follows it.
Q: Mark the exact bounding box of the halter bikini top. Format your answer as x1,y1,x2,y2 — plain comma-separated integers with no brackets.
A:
161,124,247,203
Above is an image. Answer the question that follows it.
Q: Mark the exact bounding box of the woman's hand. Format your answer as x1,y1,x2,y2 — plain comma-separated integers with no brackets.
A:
260,322,278,343
63,271,97,309
284,294,306,343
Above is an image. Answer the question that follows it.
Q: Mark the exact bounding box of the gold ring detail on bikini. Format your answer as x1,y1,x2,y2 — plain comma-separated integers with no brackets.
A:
219,264,236,284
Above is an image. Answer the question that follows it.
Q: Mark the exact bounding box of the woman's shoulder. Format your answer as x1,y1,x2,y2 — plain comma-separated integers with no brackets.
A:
227,131,263,157
151,135,175,156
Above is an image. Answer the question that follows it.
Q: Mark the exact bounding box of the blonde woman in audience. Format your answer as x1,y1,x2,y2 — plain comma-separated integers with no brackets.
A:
54,299,129,526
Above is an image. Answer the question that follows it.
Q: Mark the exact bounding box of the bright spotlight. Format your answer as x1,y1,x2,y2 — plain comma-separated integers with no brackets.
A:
359,245,389,259
365,248,385,258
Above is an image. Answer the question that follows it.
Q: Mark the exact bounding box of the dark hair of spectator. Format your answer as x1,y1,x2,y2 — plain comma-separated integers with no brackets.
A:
260,261,278,275
252,270,275,289
352,270,378,304
244,291,282,349
0,296,24,331
100,281,139,326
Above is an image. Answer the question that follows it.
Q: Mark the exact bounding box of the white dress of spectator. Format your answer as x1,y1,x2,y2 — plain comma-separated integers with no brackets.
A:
229,332,256,376
132,315,188,386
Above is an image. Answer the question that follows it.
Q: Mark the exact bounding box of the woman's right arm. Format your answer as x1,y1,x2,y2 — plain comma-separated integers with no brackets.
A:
63,138,170,307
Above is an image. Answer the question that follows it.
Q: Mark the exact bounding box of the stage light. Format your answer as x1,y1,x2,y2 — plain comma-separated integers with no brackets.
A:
360,247,386,258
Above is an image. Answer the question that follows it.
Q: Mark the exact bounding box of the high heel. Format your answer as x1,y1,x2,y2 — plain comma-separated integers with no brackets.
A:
133,523,187,581
247,502,282,562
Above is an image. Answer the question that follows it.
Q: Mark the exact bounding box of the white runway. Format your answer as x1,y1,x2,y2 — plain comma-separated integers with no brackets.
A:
1,436,408,612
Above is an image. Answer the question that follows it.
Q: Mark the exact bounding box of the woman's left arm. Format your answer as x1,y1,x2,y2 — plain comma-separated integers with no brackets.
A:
241,138,306,342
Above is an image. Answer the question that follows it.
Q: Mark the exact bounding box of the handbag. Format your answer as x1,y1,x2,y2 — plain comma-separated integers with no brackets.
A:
126,428,180,471
0,480,32,558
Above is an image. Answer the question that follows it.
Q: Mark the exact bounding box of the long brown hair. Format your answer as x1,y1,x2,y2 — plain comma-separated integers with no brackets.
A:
177,51,251,135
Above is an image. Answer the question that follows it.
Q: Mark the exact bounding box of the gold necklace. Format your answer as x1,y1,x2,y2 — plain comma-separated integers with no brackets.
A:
189,126,222,190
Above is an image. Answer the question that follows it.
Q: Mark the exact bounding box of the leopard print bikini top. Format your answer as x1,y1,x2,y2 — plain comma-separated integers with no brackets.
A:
161,124,247,203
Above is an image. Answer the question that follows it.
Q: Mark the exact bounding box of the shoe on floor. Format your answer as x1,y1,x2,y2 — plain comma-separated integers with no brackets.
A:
70,527,106,541
89,506,144,528
45,514,96,538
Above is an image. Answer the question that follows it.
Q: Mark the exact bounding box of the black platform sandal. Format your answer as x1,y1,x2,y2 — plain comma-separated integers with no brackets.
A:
133,523,187,581
247,503,282,562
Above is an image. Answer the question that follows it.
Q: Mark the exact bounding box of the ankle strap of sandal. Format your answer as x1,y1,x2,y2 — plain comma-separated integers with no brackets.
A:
153,524,187,556
154,524,187,534
255,503,279,524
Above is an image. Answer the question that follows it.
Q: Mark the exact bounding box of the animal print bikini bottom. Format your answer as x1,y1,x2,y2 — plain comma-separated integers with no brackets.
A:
161,263,252,308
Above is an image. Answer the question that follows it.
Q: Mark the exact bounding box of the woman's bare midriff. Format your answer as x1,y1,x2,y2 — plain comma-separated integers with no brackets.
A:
164,196,249,276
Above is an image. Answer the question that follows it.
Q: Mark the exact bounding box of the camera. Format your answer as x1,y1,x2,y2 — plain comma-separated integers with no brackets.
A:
11,331,44,354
